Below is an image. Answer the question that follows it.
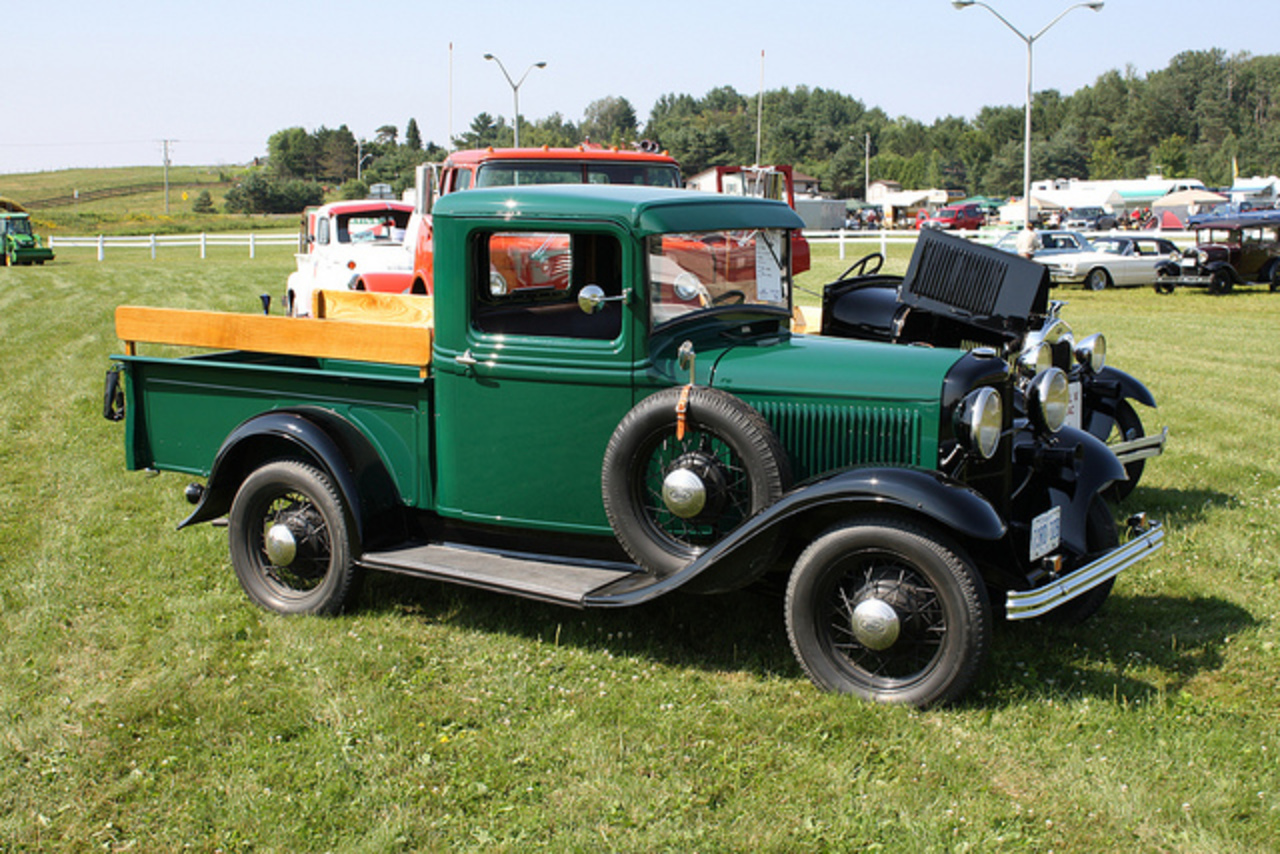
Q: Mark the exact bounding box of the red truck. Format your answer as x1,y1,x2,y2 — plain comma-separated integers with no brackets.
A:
403,144,683,295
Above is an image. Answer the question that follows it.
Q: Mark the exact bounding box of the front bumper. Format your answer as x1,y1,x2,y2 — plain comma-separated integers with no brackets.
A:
1049,269,1085,285
1005,517,1164,620
1111,426,1168,466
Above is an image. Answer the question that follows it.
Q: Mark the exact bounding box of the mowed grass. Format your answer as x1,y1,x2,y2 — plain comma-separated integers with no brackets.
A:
1,242,1279,852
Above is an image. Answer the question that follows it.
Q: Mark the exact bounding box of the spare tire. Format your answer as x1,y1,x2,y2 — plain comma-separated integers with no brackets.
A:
602,386,791,577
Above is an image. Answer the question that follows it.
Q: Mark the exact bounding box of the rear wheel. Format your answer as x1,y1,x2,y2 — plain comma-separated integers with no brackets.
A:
1268,262,1280,292
785,518,990,707
228,460,358,615
1085,268,1111,291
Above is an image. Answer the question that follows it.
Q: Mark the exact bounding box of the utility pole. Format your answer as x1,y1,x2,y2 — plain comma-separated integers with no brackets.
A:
161,139,175,214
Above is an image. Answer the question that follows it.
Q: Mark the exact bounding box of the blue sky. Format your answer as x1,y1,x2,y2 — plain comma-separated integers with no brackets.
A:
3,0,1274,174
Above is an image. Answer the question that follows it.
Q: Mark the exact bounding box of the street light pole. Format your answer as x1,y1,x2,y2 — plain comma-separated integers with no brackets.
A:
484,54,547,148
952,1,1103,228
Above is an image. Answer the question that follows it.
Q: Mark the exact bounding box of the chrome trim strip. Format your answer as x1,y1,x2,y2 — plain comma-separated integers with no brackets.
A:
1005,522,1164,620
1111,426,1169,465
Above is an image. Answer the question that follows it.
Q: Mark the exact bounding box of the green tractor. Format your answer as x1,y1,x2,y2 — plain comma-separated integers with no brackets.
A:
0,200,55,266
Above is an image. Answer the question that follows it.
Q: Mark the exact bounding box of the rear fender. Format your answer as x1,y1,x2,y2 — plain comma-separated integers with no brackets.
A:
179,409,403,547
355,271,414,294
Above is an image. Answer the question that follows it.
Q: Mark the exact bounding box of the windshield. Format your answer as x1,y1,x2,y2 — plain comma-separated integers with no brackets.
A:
476,161,681,188
3,217,33,235
1092,238,1124,254
648,229,791,328
338,211,411,243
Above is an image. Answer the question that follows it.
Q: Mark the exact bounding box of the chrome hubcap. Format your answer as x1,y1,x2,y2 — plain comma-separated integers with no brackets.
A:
662,467,707,519
851,598,900,650
264,522,298,566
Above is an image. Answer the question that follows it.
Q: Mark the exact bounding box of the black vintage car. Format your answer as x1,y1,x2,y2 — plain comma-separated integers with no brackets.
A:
821,229,1167,500
1155,211,1280,294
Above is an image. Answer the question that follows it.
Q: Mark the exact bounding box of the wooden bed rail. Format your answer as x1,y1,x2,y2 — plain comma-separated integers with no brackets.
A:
115,302,434,374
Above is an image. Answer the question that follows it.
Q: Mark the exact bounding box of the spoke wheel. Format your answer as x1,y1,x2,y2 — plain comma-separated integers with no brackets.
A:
786,518,989,707
603,386,789,577
229,460,358,615
1089,399,1146,501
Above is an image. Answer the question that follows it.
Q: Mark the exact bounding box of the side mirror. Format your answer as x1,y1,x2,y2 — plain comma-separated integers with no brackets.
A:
577,284,629,314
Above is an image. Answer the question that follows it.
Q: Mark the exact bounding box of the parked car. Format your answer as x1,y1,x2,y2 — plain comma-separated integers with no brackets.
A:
993,229,1092,258
1062,206,1118,232
1042,235,1182,290
1155,212,1280,294
285,200,415,316
922,203,984,231
819,229,1167,500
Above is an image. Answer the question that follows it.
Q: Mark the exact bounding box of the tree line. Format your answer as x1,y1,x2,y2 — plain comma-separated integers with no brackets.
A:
227,48,1278,213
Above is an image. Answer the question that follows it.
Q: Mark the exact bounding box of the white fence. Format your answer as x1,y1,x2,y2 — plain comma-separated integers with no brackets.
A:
48,232,298,261
804,228,1197,259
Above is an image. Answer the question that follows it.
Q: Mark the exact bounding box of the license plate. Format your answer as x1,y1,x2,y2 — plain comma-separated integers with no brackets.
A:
1030,506,1061,561
1066,381,1082,430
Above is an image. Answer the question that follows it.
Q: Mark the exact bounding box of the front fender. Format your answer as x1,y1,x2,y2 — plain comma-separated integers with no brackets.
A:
585,467,1006,607
1090,365,1157,409
1042,426,1125,554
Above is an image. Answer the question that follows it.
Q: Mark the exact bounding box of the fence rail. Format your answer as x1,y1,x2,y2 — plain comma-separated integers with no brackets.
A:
48,227,1197,263
49,232,298,260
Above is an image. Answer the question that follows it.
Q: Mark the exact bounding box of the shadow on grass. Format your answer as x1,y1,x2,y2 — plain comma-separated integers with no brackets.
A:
985,593,1260,705
359,568,1258,708
360,570,800,681
1114,484,1235,527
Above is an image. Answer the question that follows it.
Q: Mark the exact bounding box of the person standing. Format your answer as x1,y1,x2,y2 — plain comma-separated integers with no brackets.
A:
1015,223,1041,259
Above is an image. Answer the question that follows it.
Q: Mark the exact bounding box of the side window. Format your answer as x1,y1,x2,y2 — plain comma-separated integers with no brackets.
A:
472,230,623,340
316,218,330,246
454,169,473,192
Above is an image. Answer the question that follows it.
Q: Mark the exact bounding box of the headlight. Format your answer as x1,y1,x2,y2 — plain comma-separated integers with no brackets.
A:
1017,341,1052,377
1074,333,1106,373
1027,368,1070,433
955,387,1003,459
1197,249,1209,265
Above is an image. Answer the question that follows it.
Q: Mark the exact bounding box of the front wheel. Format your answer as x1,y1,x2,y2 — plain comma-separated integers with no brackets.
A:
228,460,358,615
1154,276,1176,295
1208,269,1233,295
785,518,990,708
1090,399,1147,501
1085,268,1110,291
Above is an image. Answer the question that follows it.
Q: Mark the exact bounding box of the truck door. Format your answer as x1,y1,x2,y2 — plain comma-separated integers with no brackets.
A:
433,223,637,535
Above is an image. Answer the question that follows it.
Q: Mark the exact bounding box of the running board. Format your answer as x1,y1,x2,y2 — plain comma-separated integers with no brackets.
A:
359,543,642,607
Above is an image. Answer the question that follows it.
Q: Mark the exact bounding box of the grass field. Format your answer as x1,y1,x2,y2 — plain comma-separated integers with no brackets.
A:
2,242,1279,851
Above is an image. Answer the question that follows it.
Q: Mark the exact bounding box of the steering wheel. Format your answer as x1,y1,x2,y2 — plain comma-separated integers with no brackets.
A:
837,252,884,281
711,290,747,306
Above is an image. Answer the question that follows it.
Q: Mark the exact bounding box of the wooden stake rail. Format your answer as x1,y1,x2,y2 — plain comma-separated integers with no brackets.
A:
115,305,434,371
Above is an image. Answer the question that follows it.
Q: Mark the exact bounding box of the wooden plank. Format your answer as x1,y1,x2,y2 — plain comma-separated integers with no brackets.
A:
313,289,434,325
115,306,433,367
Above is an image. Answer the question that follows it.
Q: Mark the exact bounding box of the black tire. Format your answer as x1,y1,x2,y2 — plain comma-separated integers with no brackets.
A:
1208,269,1232,295
785,517,990,708
602,386,790,577
1035,497,1118,625
1154,276,1175,295
1089,399,1146,502
228,460,358,615
1085,268,1110,291
1268,262,1280,293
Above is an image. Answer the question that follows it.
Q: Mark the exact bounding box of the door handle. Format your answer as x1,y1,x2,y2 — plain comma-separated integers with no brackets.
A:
455,349,478,368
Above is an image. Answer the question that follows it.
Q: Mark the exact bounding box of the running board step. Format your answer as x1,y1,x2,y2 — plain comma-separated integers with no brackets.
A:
359,543,641,607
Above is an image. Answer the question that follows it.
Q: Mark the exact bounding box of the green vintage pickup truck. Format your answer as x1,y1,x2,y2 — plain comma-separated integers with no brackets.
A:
106,185,1163,707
